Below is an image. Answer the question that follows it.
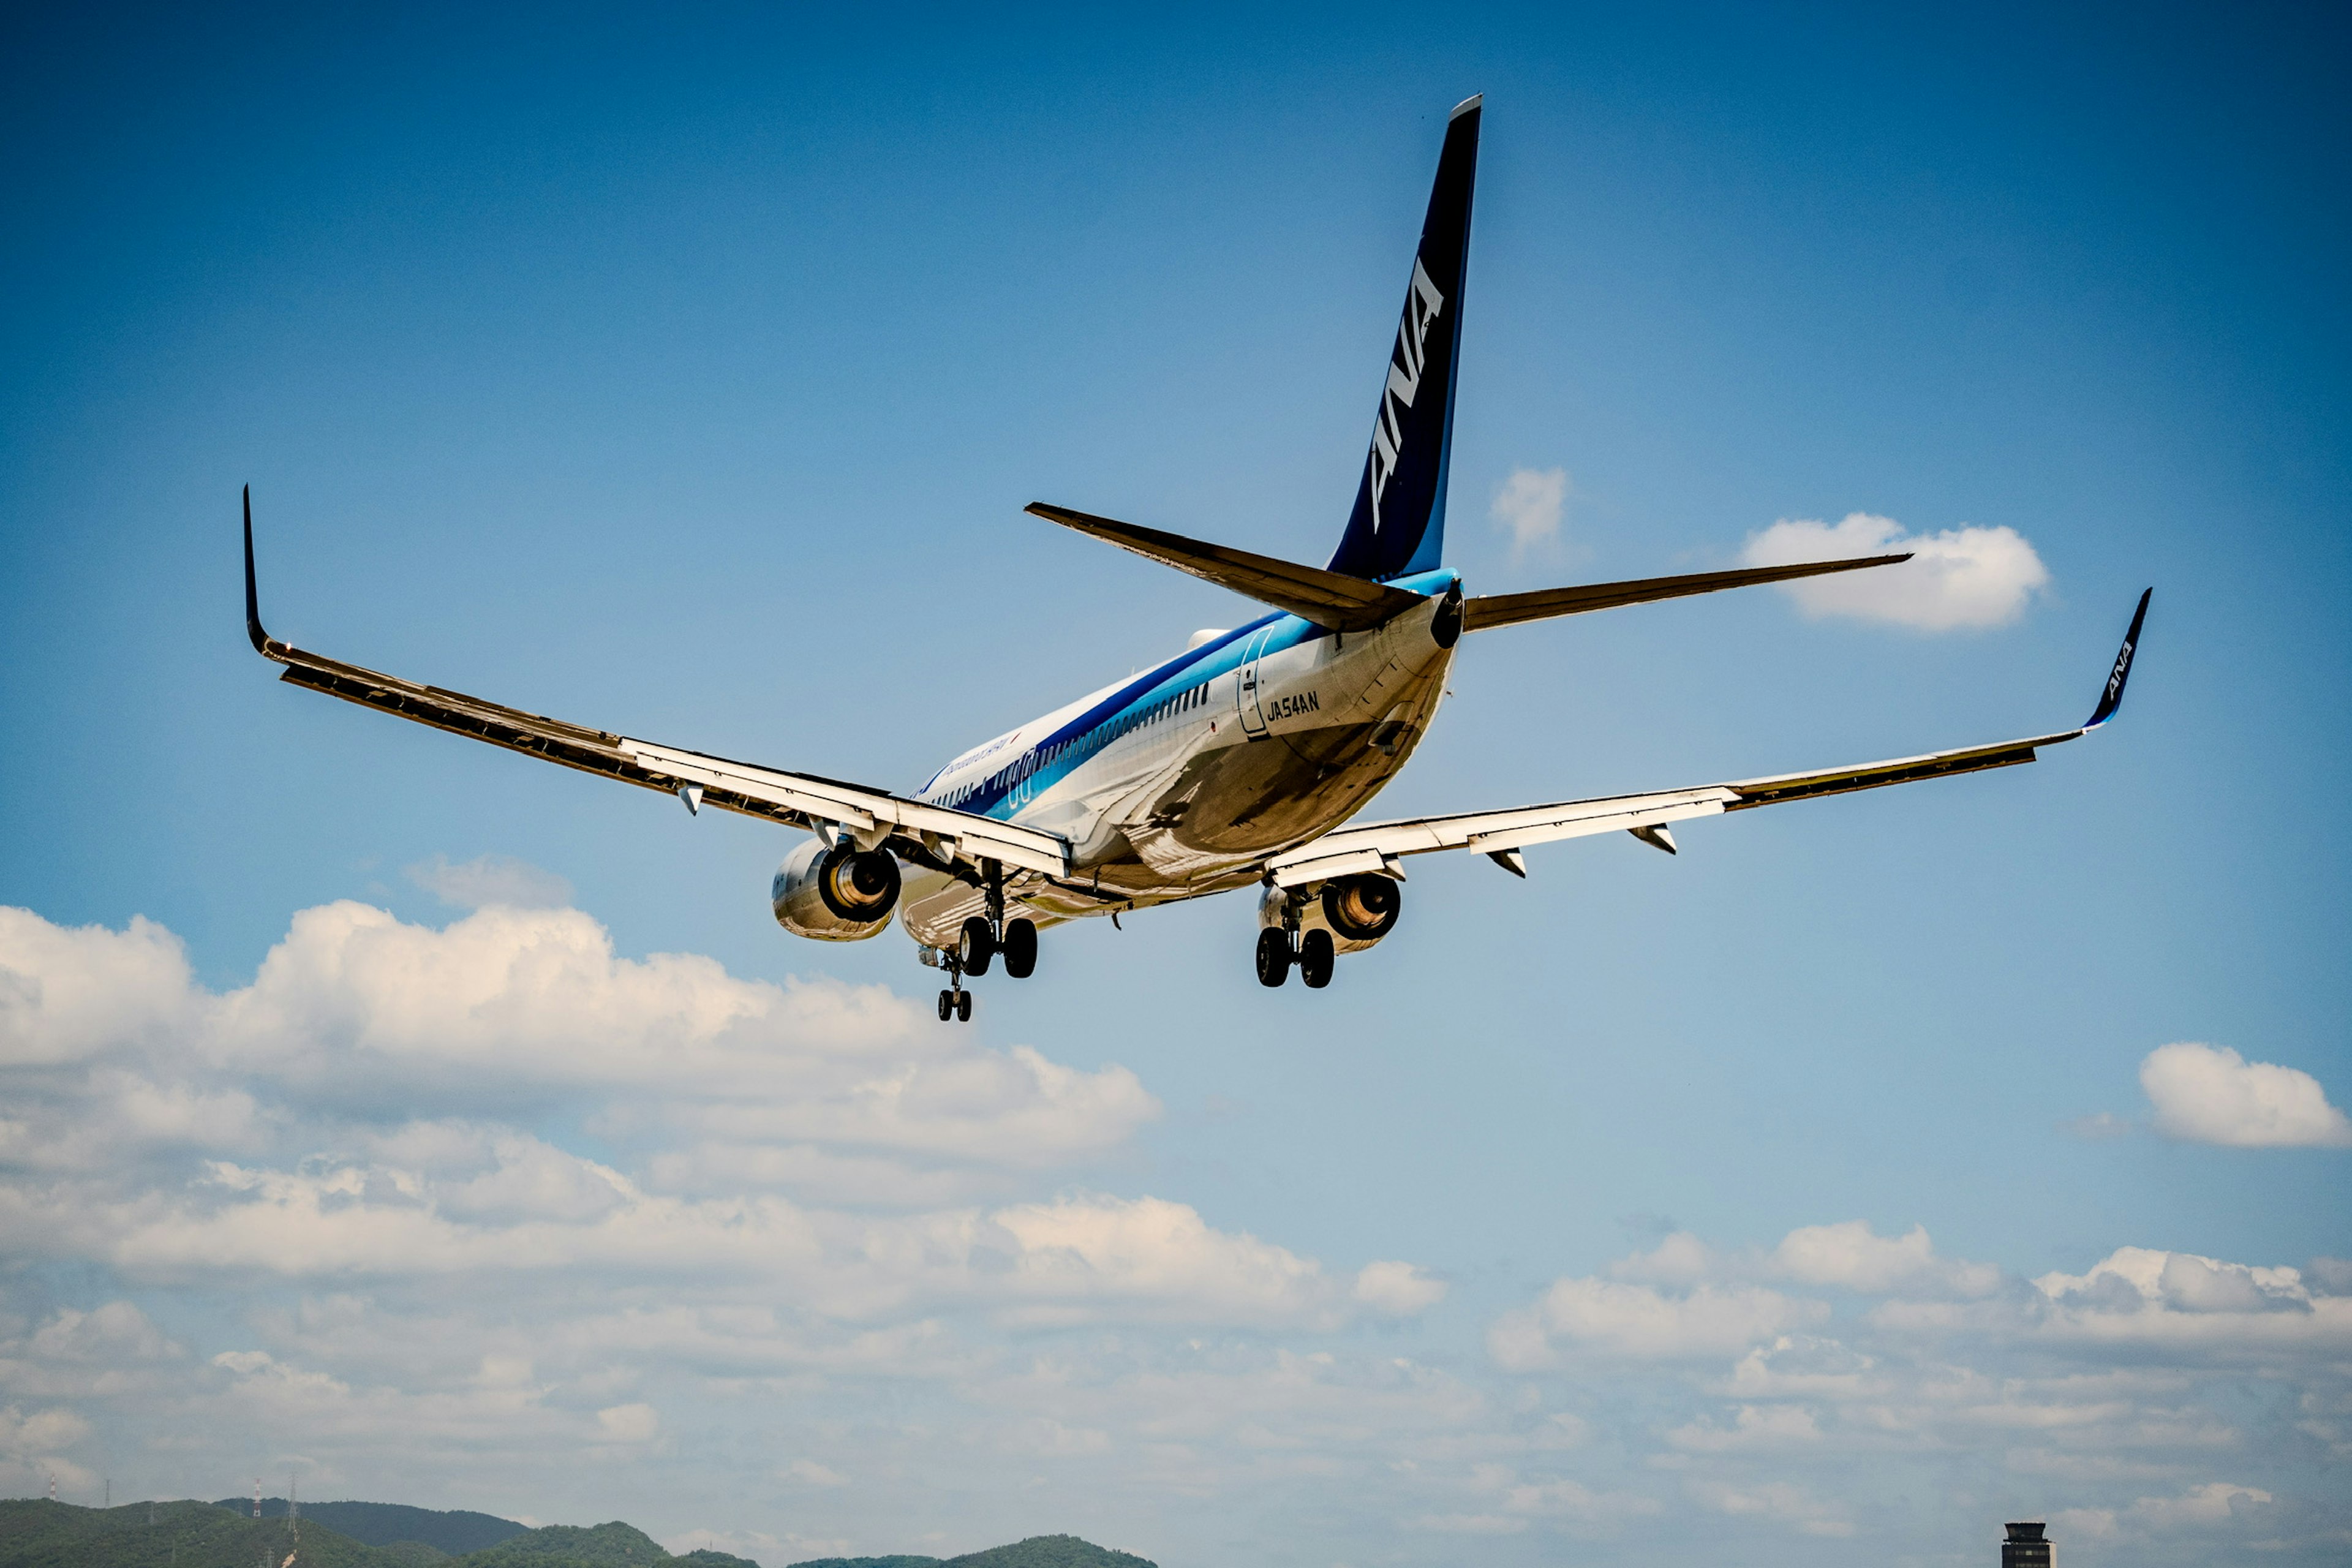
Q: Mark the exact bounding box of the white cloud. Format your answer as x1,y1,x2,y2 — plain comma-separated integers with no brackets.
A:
1768,1221,2000,1298
2056,1480,2276,1543
406,853,575,910
597,1401,660,1442
1686,1479,1853,1537
7,893,2350,1564
2140,1042,2352,1148
1490,467,1567,557
1351,1260,1447,1316
1488,1277,1823,1368
781,1458,849,1486
1741,511,2049,630
2030,1246,2352,1355
1412,1512,1528,1534
1665,1403,1822,1452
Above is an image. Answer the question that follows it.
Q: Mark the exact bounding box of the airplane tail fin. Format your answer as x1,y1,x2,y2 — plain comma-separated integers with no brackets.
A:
1325,94,1482,583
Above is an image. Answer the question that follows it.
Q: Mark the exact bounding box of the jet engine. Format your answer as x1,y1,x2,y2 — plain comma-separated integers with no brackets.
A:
1321,873,1402,947
1258,872,1403,957
772,839,902,941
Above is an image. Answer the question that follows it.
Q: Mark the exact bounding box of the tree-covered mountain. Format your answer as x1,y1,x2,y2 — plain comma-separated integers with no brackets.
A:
0,1501,1150,1568
212,1499,528,1556
788,1539,1155,1568
1,1498,405,1568
450,1522,672,1568
940,1538,1155,1568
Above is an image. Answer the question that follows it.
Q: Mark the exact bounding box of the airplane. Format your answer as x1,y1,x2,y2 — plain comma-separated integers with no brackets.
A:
241,94,2150,1023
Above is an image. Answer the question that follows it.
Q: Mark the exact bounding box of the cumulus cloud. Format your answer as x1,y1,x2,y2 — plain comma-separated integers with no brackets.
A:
1490,467,1567,557
0,902,1439,1332
2140,1042,2352,1148
1611,1220,1998,1298
1352,1259,1447,1316
1768,1221,2000,1298
407,853,575,910
2031,1246,2352,1354
1687,1479,1853,1537
7,895,2347,1561
2055,1480,2276,1542
1487,1277,1823,1368
1741,511,2049,630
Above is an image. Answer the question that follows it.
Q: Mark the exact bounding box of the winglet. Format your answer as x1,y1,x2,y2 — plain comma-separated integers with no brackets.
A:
243,485,274,657
2082,588,2152,730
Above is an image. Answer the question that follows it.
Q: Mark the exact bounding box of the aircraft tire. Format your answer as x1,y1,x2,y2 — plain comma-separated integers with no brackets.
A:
959,916,995,975
1001,918,1038,978
1298,929,1335,989
956,990,974,1023
1254,927,1292,989
937,990,954,1022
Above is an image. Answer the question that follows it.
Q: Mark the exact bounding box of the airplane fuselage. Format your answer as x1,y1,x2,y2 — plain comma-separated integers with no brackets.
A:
896,570,1461,946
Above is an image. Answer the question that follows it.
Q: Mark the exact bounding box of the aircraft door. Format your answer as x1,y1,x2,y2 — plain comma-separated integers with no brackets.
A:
1236,628,1272,739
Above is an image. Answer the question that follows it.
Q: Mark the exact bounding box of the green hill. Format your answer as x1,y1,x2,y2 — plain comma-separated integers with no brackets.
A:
450,1521,672,1568
213,1499,526,1556
941,1539,1153,1568
0,1499,407,1568
786,1540,1152,1568
0,1501,1152,1568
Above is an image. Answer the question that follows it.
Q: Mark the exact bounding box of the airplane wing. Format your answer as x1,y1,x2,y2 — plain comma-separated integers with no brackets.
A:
241,492,1070,878
1265,590,2151,888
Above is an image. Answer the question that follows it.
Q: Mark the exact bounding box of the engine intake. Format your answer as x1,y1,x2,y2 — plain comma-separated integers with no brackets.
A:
1322,873,1402,943
772,839,902,941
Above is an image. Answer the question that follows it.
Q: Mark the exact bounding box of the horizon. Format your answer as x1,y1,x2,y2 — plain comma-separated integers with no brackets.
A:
2,4,2348,1565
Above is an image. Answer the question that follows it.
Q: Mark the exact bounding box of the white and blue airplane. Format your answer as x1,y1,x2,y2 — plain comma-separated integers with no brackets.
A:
243,96,2150,1022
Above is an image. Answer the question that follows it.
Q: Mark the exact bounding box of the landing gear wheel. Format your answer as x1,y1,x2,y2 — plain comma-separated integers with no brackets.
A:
958,915,995,976
1254,927,1292,989
1298,928,1335,989
1001,918,1038,979
937,989,954,1022
956,990,973,1023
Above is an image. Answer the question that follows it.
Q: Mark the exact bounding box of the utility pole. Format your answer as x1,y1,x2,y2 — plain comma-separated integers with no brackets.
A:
105,1479,111,1509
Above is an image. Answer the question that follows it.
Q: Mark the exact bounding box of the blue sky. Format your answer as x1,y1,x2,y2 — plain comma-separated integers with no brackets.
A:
2,4,2348,1564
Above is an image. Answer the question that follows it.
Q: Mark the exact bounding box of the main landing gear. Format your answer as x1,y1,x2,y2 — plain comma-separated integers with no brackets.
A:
932,903,1038,1023
1255,925,1335,989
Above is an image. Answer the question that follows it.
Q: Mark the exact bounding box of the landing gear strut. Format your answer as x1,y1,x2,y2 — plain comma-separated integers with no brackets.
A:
931,861,1040,1022
937,945,975,1023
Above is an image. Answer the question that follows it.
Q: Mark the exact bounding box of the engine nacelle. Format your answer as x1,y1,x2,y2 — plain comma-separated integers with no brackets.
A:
772,839,902,941
1258,872,1403,956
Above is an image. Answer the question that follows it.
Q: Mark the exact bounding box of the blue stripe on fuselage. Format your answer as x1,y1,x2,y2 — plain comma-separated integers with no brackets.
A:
933,613,1286,819
921,570,1455,823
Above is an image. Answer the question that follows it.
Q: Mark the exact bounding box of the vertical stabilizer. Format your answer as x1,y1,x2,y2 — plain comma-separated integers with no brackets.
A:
1326,95,1482,582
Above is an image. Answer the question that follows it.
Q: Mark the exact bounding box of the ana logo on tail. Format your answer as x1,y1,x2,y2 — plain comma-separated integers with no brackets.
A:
1368,257,1446,535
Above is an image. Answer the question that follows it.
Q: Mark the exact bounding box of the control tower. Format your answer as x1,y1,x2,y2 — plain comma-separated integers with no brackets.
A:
2002,1521,2053,1567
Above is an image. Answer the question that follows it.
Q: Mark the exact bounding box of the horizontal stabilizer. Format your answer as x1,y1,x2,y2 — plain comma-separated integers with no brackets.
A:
1461,554,1911,632
1026,503,1428,633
